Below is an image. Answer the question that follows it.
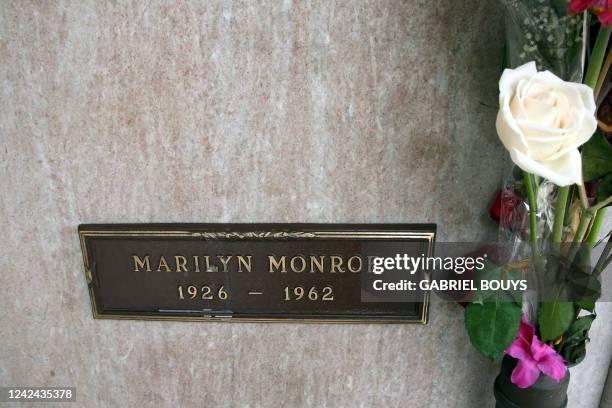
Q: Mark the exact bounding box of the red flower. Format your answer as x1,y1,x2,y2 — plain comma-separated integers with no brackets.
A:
569,0,598,14
569,0,612,26
597,9,612,25
489,190,523,230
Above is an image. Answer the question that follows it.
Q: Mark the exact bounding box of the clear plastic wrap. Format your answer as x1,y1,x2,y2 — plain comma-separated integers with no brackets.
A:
501,0,585,81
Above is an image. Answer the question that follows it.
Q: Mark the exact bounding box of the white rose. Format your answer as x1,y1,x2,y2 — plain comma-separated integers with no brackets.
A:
495,61,597,186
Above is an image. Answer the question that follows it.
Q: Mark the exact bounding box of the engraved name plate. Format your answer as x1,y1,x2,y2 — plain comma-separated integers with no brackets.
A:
79,224,436,323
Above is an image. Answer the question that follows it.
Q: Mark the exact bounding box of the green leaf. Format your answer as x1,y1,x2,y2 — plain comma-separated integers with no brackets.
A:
472,262,524,305
561,314,595,365
563,314,595,345
472,261,503,303
597,173,612,204
465,297,522,360
504,268,525,304
563,341,587,365
582,133,612,182
538,301,575,342
576,301,595,312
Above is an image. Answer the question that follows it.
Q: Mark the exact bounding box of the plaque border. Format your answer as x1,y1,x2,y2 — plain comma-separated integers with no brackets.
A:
79,224,435,324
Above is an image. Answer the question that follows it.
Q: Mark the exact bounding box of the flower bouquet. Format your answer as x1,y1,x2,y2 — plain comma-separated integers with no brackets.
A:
463,2,612,407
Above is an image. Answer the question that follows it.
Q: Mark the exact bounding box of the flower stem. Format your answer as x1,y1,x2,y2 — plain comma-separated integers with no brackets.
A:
586,207,607,245
568,209,594,264
552,186,569,244
594,48,612,99
581,25,610,250
524,171,542,296
584,27,611,89
578,183,589,209
591,195,612,212
524,171,540,257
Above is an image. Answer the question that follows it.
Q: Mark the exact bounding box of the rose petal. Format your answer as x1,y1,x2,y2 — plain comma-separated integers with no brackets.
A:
544,113,597,161
499,62,538,97
568,0,598,14
572,82,597,118
509,148,582,186
516,127,565,161
510,85,529,121
539,119,596,162
496,108,530,155
597,10,612,26
522,95,564,129
511,359,541,389
497,65,537,153
517,120,570,139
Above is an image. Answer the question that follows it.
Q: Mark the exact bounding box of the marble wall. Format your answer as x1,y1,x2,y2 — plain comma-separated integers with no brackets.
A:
0,1,610,407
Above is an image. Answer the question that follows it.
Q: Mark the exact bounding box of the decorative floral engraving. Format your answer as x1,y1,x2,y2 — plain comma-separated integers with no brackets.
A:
194,231,316,240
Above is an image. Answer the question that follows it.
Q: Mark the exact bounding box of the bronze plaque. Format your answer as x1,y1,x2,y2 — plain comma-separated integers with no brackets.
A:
79,224,435,323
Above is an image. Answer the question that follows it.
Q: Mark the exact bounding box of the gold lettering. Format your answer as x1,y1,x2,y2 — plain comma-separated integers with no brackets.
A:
330,256,345,273
135,254,365,274
133,255,151,272
217,255,232,272
237,256,252,273
203,256,214,272
290,256,306,273
309,256,324,273
268,255,287,273
175,256,188,272
157,256,171,272
348,256,362,273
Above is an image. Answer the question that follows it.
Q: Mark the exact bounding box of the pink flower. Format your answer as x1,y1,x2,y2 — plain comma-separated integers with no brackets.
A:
569,0,612,26
505,315,567,388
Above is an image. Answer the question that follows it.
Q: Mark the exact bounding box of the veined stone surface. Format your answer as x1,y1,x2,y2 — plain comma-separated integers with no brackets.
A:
0,1,610,407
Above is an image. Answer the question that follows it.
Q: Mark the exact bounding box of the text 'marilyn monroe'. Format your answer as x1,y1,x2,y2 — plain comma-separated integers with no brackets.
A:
132,254,371,274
